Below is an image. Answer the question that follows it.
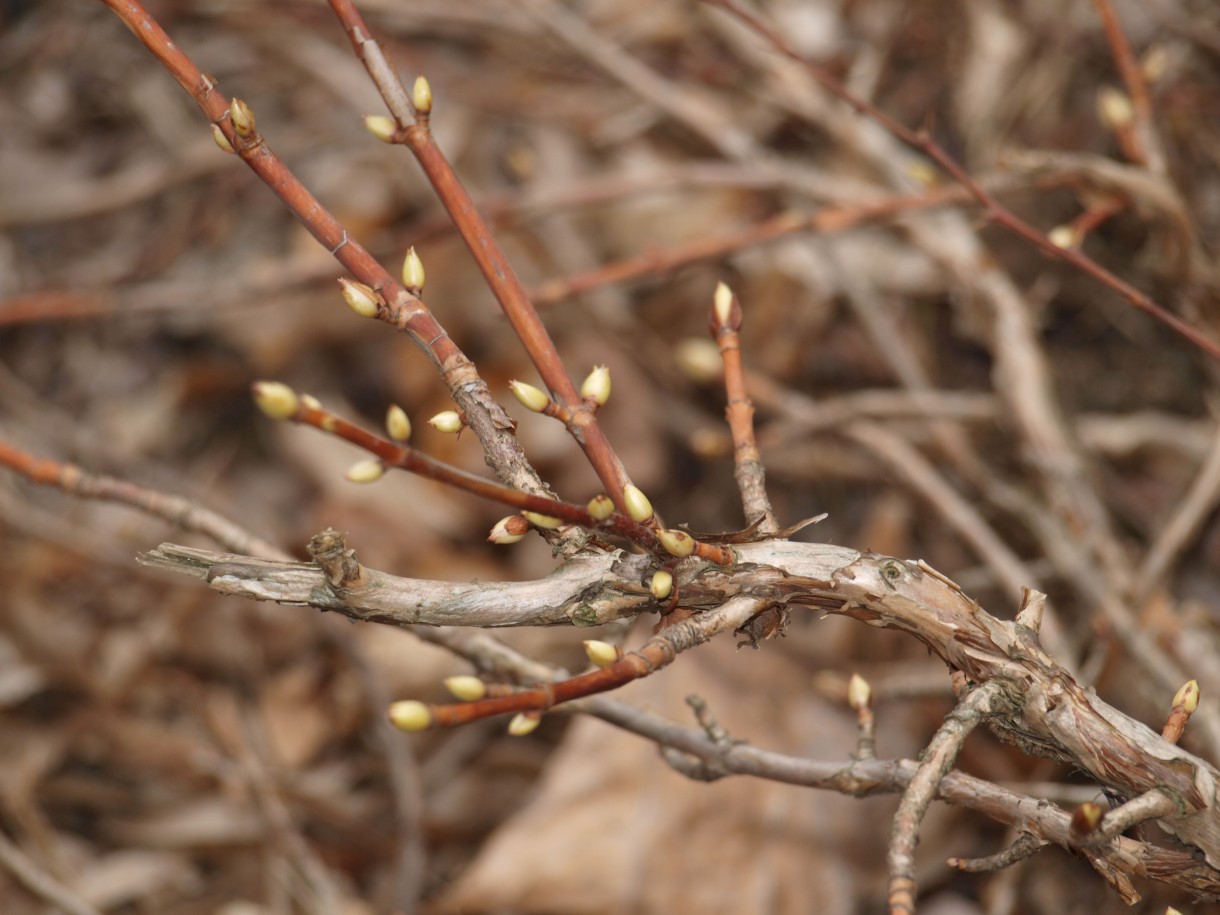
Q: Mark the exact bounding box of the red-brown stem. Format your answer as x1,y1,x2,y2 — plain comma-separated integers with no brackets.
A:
702,0,1220,362
1090,0,1163,173
325,0,642,517
711,288,777,533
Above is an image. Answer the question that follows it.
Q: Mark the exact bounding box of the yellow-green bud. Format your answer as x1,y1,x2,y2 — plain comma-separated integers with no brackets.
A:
364,114,398,143
509,380,550,413
345,459,386,484
386,404,412,442
428,411,463,433
507,712,541,736
583,639,620,669
674,339,723,384
522,510,563,530
339,277,380,318
402,246,426,292
622,484,653,523
657,528,695,558
388,700,432,732
586,494,615,521
210,123,235,154
444,676,487,701
229,97,256,137
1047,225,1077,249
650,570,673,600
1173,679,1200,713
580,365,611,406
252,381,299,420
488,515,529,543
412,75,433,115
1097,86,1134,130
847,673,872,710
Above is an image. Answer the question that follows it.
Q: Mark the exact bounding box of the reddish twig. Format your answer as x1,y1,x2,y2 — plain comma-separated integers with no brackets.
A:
1090,0,1165,174
702,0,1220,362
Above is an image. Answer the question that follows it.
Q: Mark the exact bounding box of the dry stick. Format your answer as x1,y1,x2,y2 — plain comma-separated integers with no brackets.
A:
97,0,546,504
887,681,1004,915
325,0,642,520
0,829,103,915
1090,0,1166,175
947,831,1046,874
702,0,1220,362
710,285,777,533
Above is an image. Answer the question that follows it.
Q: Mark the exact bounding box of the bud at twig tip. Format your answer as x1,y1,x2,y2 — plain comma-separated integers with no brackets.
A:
622,484,653,523
657,528,695,558
402,247,426,292
1071,801,1103,835
713,282,735,328
339,277,380,318
385,404,412,442
847,673,872,710
580,365,611,406
388,700,432,732
509,380,551,413
583,639,620,669
428,411,463,434
229,97,255,137
1173,679,1200,713
443,676,487,701
364,114,398,143
412,76,433,115
507,712,541,737
210,124,235,154
650,570,673,600
489,515,529,544
252,381,299,420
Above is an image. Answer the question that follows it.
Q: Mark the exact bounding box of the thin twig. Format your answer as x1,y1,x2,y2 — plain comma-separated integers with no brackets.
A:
1090,0,1166,174
0,829,104,915
947,831,1046,873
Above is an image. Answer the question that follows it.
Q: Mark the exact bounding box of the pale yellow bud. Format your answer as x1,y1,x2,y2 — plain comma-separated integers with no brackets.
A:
210,124,235,154
657,528,695,558
847,673,872,710
386,404,412,442
674,339,723,384
622,484,653,523
346,459,386,484
488,515,529,544
580,365,611,406
583,639,620,669
229,97,256,137
1097,86,1134,130
402,246,426,292
444,676,487,701
412,75,433,115
364,114,398,143
339,277,380,318
586,494,615,521
1173,679,1200,713
522,510,563,530
428,411,463,433
300,394,322,412
388,700,432,732
1047,225,1077,249
252,381,299,420
713,282,735,327
507,712,541,736
509,379,551,413
650,570,673,600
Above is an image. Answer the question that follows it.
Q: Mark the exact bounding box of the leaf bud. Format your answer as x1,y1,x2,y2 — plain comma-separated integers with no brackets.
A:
1097,86,1133,130
402,246,426,292
507,712,541,736
210,123,235,154
657,528,695,558
1047,225,1077,249
443,676,487,701
388,700,432,732
412,75,433,115
847,673,872,710
583,639,621,669
300,394,322,412
364,114,398,143
674,339,723,384
622,484,653,523
228,97,256,137
488,515,530,544
509,379,551,413
712,281,738,330
386,404,412,442
1173,679,1200,713
580,365,611,406
522,510,563,530
252,381,299,420
428,411,463,433
586,494,615,521
339,277,380,318
650,570,673,600
345,459,386,484
1070,801,1103,836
